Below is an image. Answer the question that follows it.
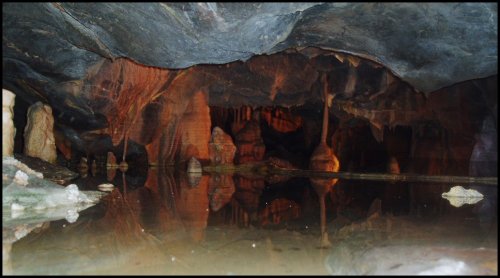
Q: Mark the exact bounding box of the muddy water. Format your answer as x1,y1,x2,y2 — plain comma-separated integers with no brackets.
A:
4,168,498,275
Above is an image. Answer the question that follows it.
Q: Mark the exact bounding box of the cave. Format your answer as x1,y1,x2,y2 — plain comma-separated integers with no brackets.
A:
2,3,497,275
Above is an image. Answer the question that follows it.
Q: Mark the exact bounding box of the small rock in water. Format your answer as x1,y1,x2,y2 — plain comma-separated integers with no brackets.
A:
11,203,25,211
97,183,115,192
187,157,202,173
13,170,29,186
65,209,79,223
441,186,484,207
442,185,484,198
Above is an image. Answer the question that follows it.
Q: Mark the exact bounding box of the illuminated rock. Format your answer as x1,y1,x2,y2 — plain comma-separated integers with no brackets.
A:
187,157,202,173
24,102,57,164
3,89,16,157
179,91,211,162
441,185,484,207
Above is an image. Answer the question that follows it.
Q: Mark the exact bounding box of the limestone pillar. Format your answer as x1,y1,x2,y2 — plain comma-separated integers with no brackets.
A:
2,89,16,157
24,102,57,163
179,91,211,162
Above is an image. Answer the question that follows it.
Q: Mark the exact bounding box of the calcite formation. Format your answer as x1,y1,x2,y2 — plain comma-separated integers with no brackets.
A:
2,89,16,157
208,127,236,165
179,91,212,162
24,102,57,164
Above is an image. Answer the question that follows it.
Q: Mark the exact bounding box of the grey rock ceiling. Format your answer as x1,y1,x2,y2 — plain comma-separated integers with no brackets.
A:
2,2,498,94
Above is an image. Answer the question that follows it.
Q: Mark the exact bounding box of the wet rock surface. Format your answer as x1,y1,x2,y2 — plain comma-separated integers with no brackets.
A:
14,154,79,185
325,213,497,275
3,3,496,95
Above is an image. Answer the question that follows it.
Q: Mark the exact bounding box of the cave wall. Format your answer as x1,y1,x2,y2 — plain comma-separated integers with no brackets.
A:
5,44,497,176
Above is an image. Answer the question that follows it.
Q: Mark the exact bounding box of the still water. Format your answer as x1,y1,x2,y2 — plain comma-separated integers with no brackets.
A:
3,167,498,275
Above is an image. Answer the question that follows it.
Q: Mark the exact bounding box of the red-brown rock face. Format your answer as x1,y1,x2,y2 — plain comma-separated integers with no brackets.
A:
234,120,266,164
261,107,303,133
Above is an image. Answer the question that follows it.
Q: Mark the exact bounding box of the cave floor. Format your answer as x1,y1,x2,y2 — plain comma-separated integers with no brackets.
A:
3,170,497,275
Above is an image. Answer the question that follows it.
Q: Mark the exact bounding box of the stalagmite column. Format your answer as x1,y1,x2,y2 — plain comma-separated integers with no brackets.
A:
24,102,57,163
179,90,211,162
2,89,16,157
309,73,340,248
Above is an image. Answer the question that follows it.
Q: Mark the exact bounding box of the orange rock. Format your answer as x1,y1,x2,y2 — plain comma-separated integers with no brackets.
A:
179,91,211,162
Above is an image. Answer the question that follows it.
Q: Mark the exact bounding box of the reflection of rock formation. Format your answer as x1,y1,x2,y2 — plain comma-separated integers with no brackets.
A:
259,198,300,226
3,89,16,157
24,102,57,164
208,127,236,165
469,115,497,178
176,173,210,242
208,174,235,212
9,189,170,274
233,175,265,214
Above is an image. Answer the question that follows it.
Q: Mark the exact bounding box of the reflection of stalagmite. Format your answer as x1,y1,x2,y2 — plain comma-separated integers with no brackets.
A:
176,173,210,242
208,174,235,211
309,73,340,248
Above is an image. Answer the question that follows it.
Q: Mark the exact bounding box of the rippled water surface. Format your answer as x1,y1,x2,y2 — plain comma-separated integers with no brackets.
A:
3,168,497,275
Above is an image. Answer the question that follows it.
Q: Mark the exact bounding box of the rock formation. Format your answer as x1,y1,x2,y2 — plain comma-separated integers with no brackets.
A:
309,74,340,248
2,89,16,157
23,102,57,164
208,127,237,165
179,91,211,162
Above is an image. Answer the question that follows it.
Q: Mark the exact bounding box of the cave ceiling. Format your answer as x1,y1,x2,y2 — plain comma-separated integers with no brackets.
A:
2,2,498,130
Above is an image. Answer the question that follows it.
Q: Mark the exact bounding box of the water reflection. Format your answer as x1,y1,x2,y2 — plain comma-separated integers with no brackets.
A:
5,167,497,275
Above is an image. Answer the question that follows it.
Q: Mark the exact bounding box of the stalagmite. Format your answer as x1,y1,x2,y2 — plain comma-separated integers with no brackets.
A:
3,89,16,157
24,102,57,164
179,91,211,162
309,73,340,248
